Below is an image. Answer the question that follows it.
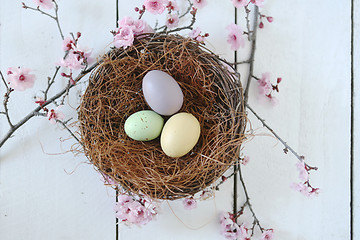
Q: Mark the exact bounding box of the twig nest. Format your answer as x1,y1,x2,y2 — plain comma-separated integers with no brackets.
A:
78,34,246,200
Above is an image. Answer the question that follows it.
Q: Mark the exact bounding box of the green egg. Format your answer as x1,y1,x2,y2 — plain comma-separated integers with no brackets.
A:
124,110,164,141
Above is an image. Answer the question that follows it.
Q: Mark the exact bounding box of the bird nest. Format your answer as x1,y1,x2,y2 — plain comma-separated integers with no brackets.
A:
78,34,246,200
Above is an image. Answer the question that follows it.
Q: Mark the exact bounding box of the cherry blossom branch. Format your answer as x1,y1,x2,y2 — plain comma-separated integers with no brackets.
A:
237,164,264,235
57,119,81,144
22,1,64,40
243,6,259,104
215,161,241,190
165,7,196,34
244,5,252,41
43,66,61,101
232,60,252,65
0,71,14,128
0,63,98,149
179,0,193,19
246,104,317,170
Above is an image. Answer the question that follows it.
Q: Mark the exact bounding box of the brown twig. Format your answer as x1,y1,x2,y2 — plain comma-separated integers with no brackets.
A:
237,163,263,235
0,63,98,149
232,60,252,65
179,0,193,19
43,66,61,101
0,71,14,128
244,6,252,41
215,161,241,190
57,119,81,144
22,1,64,40
243,6,259,105
246,104,316,169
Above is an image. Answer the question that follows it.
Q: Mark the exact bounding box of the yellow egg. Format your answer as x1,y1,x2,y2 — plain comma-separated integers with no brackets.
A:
160,113,201,158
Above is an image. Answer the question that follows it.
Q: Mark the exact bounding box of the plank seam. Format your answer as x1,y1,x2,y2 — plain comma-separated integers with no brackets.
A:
350,0,354,239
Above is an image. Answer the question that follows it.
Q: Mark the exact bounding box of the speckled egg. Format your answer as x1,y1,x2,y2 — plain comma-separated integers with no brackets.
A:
160,112,201,158
142,70,184,116
124,110,164,141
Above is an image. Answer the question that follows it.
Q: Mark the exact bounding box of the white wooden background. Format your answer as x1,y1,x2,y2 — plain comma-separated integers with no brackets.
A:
0,0,355,239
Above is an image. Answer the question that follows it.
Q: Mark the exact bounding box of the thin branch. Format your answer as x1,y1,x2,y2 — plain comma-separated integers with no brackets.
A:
232,59,252,65
3,89,14,128
251,75,259,80
244,6,252,41
243,6,259,104
0,71,14,128
53,1,64,40
179,0,193,19
44,66,61,101
246,104,315,168
22,4,55,19
57,120,81,144
238,164,263,235
215,161,241,190
0,71,9,91
0,63,98,149
22,1,64,40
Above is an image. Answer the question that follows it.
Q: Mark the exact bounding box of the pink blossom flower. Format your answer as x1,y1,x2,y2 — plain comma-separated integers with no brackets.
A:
126,201,153,225
226,23,245,51
47,106,65,124
189,27,202,39
7,67,36,91
73,44,93,65
114,17,153,48
291,182,308,195
62,37,74,51
189,27,208,43
183,198,197,210
58,53,84,70
308,187,320,197
251,0,265,7
261,229,274,240
144,0,167,14
167,0,179,11
118,16,135,27
33,0,54,10
258,72,272,95
114,194,157,226
200,190,213,200
35,96,46,107
166,14,180,29
232,0,249,8
238,223,250,239
241,156,250,165
267,94,279,106
114,26,135,49
296,161,309,181
101,174,117,185
118,17,152,35
219,212,241,240
117,194,134,206
192,0,207,9
133,19,154,35
291,182,319,197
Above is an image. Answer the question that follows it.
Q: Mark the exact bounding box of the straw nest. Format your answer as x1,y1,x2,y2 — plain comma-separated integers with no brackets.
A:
78,34,246,200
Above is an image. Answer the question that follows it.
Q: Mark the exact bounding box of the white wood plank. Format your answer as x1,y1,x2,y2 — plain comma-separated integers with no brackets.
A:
240,0,351,239
353,0,360,238
0,1,117,240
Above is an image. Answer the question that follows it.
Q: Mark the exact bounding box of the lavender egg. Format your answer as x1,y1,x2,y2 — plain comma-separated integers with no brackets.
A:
142,70,184,116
